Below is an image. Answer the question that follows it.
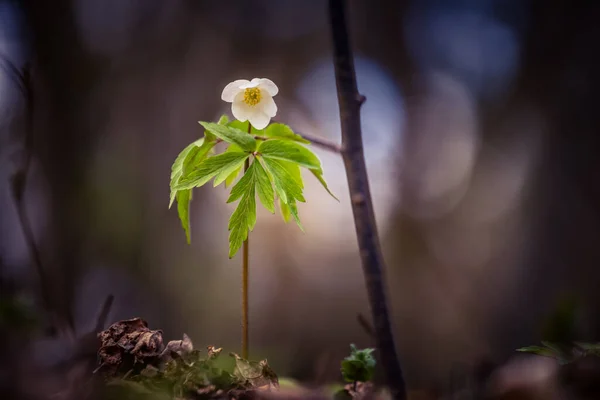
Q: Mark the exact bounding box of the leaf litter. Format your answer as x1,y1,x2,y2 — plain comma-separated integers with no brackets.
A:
95,318,279,400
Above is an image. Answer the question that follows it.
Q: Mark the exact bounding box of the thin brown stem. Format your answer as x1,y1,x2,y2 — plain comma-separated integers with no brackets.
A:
242,122,251,359
328,1,406,399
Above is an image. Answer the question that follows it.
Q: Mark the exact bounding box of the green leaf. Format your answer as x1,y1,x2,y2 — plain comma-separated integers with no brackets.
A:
541,341,572,364
169,138,216,208
176,189,192,244
260,134,337,201
575,342,600,352
255,161,275,213
229,120,264,136
228,120,249,132
259,133,338,201
264,123,310,144
259,157,305,205
225,165,243,187
175,151,249,190
202,115,229,142
217,115,230,125
227,183,256,259
227,160,274,214
281,160,303,189
223,144,246,187
207,114,230,142
260,157,305,230
169,133,220,245
169,139,202,207
226,160,267,258
311,169,339,201
225,143,244,153
213,157,245,187
341,344,376,383
516,344,571,364
258,139,321,170
279,198,291,223
184,140,216,173
227,161,255,203
516,346,557,358
200,122,256,151
287,200,303,231
277,161,304,226
541,341,563,354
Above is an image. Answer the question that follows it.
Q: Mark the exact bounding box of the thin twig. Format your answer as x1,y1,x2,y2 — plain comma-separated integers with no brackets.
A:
328,1,407,399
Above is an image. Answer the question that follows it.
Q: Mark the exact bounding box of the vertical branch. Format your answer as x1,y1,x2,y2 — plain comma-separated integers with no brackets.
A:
328,1,407,399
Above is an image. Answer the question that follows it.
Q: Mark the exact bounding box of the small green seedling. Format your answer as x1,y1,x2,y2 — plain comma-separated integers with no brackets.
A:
341,344,376,384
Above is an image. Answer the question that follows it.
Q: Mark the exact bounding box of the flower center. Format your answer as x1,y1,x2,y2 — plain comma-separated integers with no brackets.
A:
243,88,262,106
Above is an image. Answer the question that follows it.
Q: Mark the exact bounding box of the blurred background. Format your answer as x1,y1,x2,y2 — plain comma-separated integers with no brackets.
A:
1,0,600,397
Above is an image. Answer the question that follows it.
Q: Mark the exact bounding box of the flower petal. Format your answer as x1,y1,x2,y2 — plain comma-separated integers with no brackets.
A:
239,78,261,89
248,110,271,130
231,93,253,122
221,79,249,102
257,78,278,96
259,93,277,117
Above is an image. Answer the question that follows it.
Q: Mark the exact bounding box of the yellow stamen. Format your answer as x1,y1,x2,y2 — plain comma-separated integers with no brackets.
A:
243,87,261,106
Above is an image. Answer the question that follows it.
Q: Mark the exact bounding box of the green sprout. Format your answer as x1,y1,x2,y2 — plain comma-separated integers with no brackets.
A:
341,344,376,384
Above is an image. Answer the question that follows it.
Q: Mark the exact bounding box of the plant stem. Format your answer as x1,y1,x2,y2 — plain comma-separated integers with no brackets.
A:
242,122,251,359
328,1,407,399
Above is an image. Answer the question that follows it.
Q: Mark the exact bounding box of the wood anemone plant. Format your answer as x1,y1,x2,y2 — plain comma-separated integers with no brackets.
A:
169,99,338,362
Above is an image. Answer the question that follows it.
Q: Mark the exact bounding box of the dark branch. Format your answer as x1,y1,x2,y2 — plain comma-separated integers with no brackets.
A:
328,1,407,399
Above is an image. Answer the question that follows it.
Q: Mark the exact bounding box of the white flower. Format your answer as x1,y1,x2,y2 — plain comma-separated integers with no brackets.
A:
221,78,278,130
